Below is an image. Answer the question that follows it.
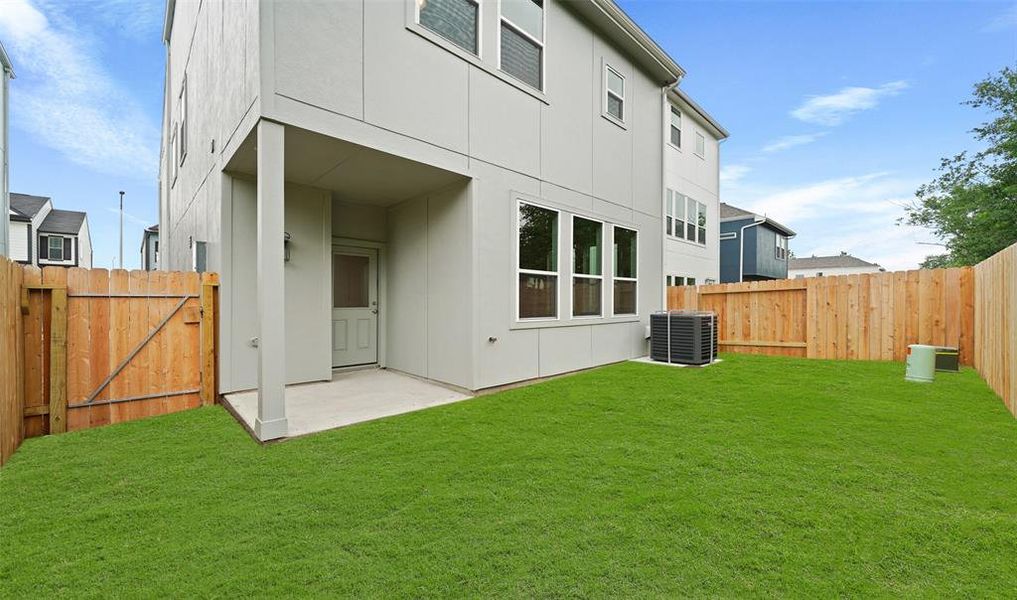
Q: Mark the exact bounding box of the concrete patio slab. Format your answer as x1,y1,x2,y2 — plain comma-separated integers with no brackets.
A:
223,368,472,439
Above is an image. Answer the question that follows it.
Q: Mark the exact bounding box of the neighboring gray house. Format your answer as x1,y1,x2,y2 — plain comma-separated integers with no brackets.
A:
141,224,159,271
719,202,795,283
788,252,884,279
0,40,13,259
7,193,93,268
160,0,725,440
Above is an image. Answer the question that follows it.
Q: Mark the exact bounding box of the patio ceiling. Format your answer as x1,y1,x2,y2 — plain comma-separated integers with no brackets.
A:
225,125,467,207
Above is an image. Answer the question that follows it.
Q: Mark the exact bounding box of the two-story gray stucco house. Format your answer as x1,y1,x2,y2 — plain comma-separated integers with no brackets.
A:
718,202,794,283
159,0,726,440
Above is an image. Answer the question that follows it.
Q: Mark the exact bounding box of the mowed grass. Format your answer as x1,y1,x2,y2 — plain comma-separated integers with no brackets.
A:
2,354,1017,597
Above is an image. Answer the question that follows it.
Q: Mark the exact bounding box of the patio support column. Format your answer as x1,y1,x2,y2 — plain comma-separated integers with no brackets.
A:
255,119,288,441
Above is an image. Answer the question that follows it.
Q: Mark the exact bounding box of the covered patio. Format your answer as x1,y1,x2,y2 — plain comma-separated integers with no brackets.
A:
221,119,473,441
222,367,471,439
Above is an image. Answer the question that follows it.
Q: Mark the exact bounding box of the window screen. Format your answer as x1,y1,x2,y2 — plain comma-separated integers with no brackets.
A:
419,0,479,54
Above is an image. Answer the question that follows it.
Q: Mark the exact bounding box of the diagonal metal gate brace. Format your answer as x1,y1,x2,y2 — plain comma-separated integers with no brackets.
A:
84,296,190,404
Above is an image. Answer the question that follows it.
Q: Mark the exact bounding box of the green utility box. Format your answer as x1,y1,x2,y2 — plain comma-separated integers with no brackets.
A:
935,346,960,372
905,344,936,383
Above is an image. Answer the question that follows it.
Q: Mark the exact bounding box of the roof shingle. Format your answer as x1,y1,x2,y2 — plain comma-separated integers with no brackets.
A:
39,209,86,235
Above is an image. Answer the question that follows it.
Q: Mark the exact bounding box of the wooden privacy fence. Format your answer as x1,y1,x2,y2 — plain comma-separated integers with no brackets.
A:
668,267,975,365
1,261,219,465
973,243,1016,416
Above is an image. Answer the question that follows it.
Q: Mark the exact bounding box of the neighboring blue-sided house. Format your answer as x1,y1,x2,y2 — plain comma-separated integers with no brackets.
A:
719,203,796,283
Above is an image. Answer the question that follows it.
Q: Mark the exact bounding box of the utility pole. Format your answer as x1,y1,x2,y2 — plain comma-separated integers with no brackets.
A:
119,190,125,269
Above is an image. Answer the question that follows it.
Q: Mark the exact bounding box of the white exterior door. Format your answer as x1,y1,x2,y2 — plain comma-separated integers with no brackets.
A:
332,246,378,367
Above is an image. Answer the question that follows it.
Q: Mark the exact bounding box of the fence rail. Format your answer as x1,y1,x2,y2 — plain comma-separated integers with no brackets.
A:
1,261,218,465
668,267,975,365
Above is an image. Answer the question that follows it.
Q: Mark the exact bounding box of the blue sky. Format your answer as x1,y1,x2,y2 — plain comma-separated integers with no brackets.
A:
1,0,1014,270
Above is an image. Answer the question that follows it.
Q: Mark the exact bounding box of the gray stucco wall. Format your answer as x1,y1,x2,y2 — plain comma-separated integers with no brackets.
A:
166,0,679,392
220,176,332,392
160,0,260,274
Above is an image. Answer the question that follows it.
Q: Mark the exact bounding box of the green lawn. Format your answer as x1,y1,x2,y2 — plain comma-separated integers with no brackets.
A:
2,355,1016,597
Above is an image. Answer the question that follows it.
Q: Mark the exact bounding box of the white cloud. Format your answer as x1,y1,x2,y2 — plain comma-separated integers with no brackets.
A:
723,171,934,271
761,132,827,153
0,0,159,180
791,81,909,126
720,164,752,184
984,4,1017,32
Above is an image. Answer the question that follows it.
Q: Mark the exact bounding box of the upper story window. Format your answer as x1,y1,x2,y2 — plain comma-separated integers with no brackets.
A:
669,106,682,147
178,76,188,167
572,216,603,317
604,64,625,123
170,123,179,185
775,235,789,260
695,131,706,158
500,0,544,90
418,0,479,55
48,236,65,261
518,201,558,319
666,190,707,246
613,226,637,315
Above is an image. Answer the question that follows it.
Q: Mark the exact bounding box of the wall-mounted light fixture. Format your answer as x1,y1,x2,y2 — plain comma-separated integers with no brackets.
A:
284,232,292,262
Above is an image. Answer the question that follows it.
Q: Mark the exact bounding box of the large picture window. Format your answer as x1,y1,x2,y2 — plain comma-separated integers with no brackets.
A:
419,0,479,55
665,189,707,246
518,202,558,319
500,0,543,90
572,216,603,317
613,226,637,315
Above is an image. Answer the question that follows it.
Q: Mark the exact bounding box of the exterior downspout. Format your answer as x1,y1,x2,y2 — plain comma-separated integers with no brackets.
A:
738,217,765,283
660,78,680,310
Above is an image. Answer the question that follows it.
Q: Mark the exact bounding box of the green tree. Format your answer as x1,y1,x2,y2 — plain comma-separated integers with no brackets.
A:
904,68,1017,267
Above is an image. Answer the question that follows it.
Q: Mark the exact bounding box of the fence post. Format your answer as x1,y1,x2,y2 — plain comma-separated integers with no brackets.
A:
199,273,218,406
49,287,68,434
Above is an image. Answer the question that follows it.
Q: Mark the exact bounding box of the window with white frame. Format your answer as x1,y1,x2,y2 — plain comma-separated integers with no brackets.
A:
418,0,479,55
48,236,65,261
500,0,543,90
666,275,696,287
695,131,706,157
613,226,637,315
604,64,625,123
572,216,603,317
669,106,682,147
178,76,188,167
170,124,178,184
775,235,788,260
518,202,558,319
665,190,707,245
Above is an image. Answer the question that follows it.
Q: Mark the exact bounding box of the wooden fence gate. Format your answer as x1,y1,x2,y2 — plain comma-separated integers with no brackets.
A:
20,267,218,438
